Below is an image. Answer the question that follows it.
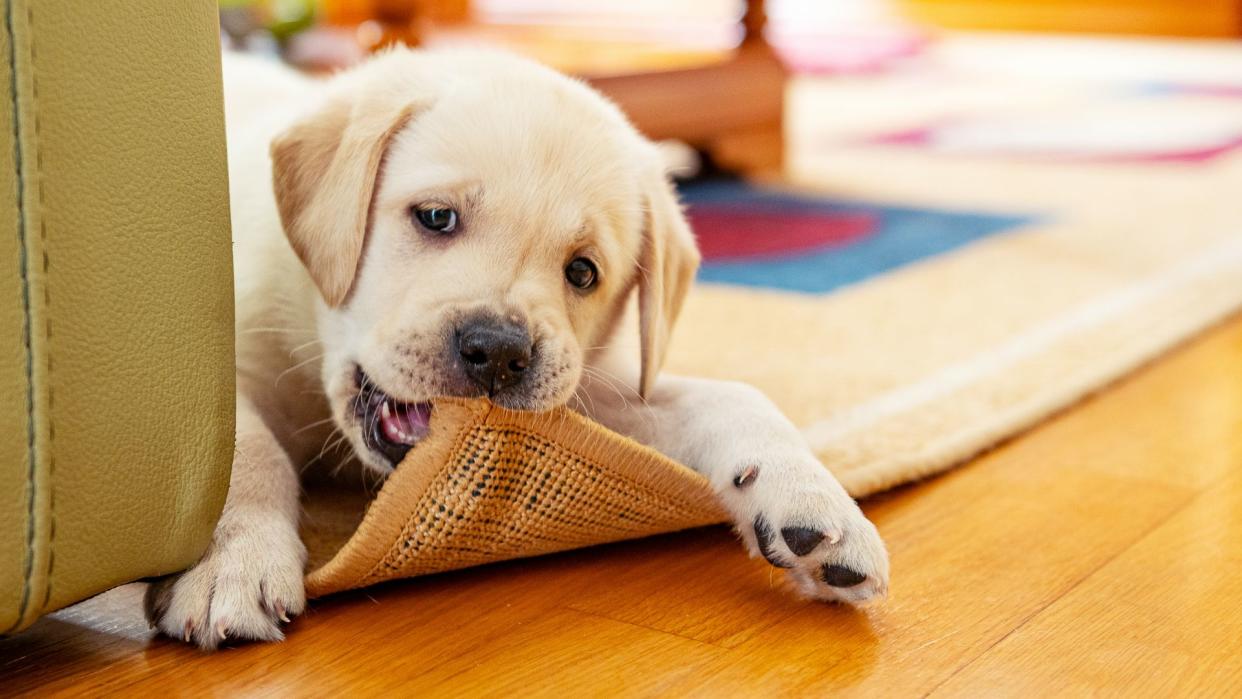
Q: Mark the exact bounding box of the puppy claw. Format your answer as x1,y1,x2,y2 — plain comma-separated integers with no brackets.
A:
733,464,759,489
145,514,308,651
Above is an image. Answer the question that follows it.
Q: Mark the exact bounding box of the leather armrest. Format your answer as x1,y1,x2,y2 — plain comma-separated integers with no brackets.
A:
1,0,233,633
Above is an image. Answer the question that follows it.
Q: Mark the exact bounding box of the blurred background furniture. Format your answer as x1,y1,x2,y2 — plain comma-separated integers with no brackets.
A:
903,0,1242,37
583,0,787,175
1,0,234,634
221,0,1242,177
227,0,792,174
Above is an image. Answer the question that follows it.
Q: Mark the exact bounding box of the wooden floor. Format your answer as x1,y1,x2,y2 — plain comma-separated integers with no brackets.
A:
2,309,1241,695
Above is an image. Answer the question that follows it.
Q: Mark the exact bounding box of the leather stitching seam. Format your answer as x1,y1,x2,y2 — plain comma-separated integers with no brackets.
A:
3,0,35,635
24,0,52,611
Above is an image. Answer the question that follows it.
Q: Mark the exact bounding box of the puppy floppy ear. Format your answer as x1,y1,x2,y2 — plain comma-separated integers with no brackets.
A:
270,92,422,307
636,165,701,398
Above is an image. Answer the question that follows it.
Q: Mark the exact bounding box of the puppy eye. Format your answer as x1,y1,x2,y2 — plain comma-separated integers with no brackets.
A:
412,206,458,234
565,257,599,290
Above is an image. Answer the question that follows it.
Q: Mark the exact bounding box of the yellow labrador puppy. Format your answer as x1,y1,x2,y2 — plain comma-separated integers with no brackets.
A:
146,49,889,649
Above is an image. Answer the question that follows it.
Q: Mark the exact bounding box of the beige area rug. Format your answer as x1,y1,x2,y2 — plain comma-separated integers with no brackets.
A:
303,35,1242,597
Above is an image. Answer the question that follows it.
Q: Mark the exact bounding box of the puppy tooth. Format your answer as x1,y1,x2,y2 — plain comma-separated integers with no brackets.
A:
381,401,392,419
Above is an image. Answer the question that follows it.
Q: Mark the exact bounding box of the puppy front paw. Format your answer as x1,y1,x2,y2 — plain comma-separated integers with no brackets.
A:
144,515,308,650
729,459,889,605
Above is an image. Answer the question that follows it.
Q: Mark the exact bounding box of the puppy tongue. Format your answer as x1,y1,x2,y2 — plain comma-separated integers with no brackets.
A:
379,400,432,445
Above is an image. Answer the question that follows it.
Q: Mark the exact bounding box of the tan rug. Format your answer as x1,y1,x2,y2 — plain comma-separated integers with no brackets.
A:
303,35,1242,597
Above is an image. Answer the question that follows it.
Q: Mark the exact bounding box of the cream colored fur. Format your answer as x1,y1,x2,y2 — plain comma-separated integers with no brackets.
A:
144,49,889,649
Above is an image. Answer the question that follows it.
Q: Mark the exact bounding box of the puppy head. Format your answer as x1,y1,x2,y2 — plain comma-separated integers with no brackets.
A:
271,49,699,473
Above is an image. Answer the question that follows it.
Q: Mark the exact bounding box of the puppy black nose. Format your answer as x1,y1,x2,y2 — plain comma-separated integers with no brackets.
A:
457,319,532,393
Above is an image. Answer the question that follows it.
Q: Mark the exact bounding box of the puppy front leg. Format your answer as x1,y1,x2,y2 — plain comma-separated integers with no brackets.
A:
144,391,307,649
577,364,889,604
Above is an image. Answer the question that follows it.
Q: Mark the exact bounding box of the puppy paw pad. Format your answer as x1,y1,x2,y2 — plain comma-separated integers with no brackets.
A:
752,514,792,568
781,526,827,556
821,564,868,588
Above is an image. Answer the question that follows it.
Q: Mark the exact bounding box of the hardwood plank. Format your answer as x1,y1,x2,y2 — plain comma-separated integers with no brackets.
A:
412,610,723,697
573,319,1242,695
1013,317,1242,491
3,298,1242,696
1,535,726,696
931,471,1242,696
657,457,1192,695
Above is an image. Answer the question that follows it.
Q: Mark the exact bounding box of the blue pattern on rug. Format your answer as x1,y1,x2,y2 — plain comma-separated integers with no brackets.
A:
679,180,1037,294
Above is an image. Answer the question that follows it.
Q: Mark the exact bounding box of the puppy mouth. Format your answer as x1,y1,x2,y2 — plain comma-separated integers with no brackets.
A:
353,367,433,466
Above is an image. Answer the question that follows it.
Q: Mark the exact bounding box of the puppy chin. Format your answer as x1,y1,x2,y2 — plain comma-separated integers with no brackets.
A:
348,430,401,476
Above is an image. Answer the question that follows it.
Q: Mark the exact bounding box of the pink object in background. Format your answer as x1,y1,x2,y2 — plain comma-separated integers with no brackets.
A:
863,109,1242,164
767,0,928,74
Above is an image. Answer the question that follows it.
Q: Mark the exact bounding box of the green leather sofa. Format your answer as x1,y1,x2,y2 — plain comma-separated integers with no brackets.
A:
1,0,234,633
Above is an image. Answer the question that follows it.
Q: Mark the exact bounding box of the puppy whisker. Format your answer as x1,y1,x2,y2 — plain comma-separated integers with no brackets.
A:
306,427,346,473
291,416,338,437
288,338,326,356
274,352,326,390
238,326,306,335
